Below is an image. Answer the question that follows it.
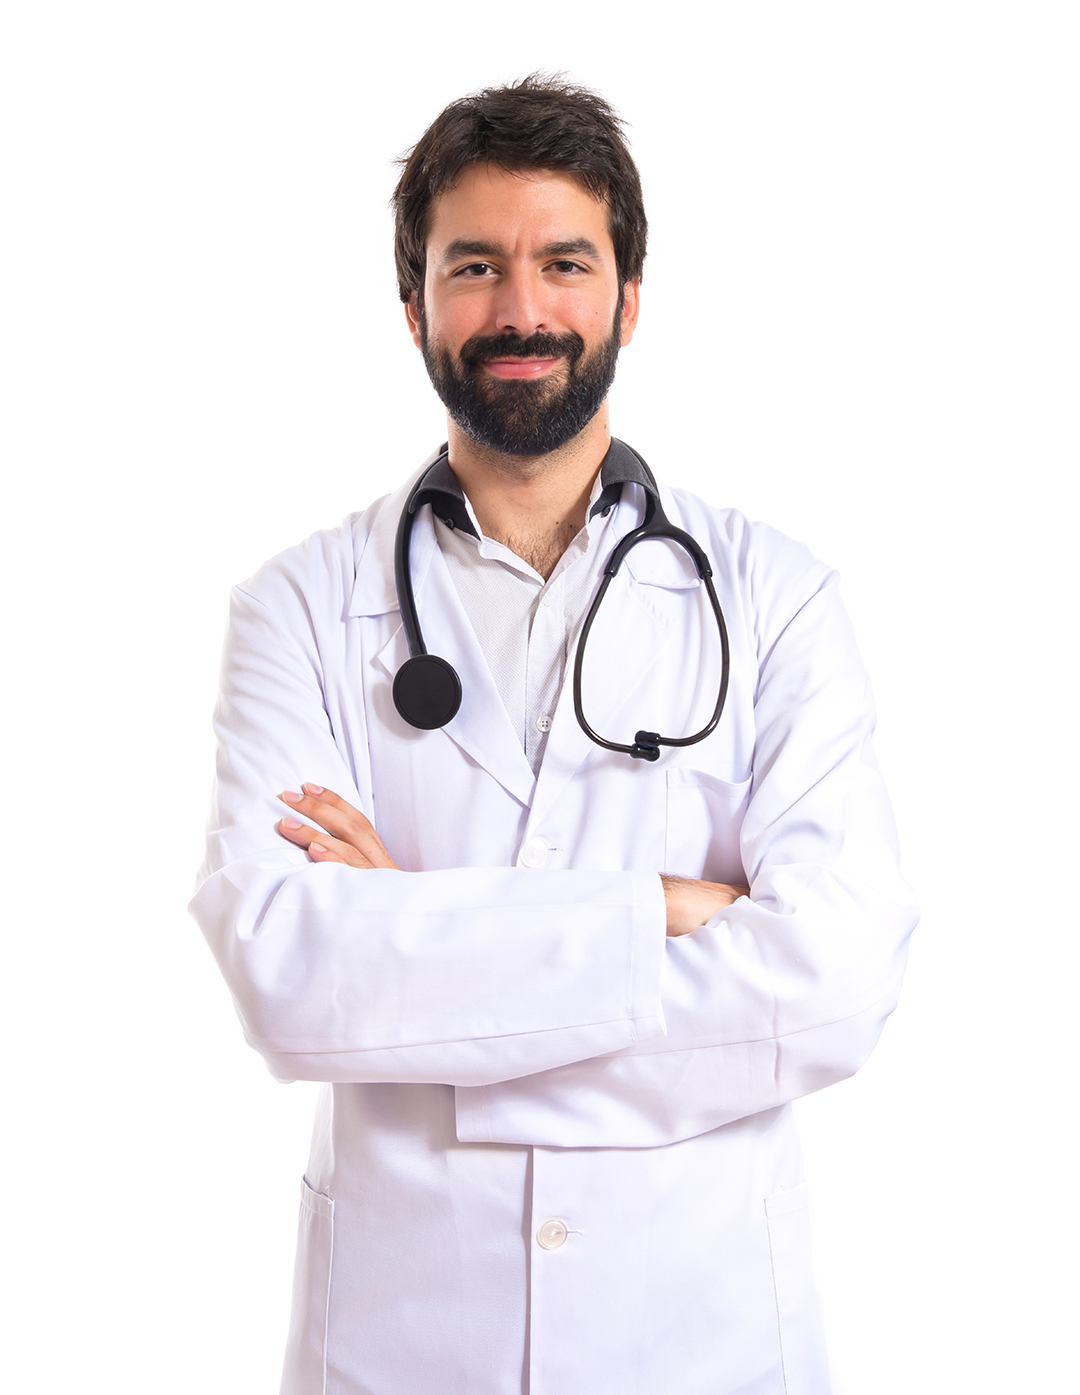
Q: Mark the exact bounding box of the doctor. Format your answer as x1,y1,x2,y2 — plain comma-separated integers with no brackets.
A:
192,77,918,1395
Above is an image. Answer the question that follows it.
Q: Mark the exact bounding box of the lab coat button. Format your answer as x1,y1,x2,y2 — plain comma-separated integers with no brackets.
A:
537,1219,568,1250
520,838,550,868
535,715,551,732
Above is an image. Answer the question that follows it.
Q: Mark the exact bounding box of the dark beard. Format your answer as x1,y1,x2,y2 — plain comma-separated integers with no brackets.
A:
419,307,623,457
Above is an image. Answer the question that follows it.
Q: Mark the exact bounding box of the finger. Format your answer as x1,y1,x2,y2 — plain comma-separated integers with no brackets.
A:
279,787,398,868
301,784,377,831
277,817,377,869
284,785,383,851
308,841,347,865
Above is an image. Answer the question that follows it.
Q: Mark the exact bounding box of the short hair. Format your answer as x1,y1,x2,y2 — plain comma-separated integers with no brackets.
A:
392,74,648,304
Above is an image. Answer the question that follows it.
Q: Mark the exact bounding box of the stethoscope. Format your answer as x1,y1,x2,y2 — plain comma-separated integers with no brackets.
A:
392,445,730,761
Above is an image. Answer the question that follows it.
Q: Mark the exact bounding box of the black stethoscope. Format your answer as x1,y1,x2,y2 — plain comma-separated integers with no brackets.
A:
392,445,730,761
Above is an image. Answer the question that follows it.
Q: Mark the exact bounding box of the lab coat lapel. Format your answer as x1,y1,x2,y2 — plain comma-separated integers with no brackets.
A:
362,502,537,810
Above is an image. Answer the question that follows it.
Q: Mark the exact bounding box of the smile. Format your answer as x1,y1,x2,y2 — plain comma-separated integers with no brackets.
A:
480,358,562,380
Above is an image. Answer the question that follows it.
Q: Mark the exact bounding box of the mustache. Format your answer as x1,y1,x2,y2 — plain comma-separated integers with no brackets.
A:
459,331,586,371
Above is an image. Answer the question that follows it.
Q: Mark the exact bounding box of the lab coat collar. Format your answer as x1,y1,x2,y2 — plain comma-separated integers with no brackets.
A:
589,436,659,520
405,448,479,539
347,447,445,619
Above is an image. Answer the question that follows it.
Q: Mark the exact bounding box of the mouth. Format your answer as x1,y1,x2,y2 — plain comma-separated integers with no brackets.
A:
479,357,562,380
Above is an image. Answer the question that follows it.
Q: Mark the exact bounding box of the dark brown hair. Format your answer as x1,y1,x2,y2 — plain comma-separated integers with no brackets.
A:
392,74,647,304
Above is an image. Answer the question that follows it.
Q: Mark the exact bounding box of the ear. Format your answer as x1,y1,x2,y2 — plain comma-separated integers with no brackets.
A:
619,279,641,347
405,293,423,350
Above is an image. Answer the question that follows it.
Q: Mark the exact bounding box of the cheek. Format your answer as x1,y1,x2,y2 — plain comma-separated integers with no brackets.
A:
427,296,490,351
569,290,621,338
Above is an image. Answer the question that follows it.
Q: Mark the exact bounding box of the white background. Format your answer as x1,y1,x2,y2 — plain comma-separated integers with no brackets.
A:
2,3,1076,1391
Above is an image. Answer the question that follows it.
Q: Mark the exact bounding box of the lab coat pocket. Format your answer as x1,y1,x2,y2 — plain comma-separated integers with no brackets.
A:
664,768,752,883
280,1177,335,1395
765,1185,831,1395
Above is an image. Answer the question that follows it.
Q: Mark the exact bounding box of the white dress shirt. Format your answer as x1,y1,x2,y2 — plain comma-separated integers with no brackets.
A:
435,472,620,774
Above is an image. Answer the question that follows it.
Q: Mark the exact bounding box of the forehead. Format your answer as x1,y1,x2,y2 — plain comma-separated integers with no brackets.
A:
425,164,614,256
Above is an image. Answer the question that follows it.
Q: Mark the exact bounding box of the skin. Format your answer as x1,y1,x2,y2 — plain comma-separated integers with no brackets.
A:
277,164,750,935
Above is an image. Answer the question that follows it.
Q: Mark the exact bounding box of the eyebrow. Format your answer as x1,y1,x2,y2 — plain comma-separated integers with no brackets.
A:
541,239,603,260
439,237,604,265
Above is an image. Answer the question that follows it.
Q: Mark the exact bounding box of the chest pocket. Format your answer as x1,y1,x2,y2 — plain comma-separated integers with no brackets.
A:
664,768,752,884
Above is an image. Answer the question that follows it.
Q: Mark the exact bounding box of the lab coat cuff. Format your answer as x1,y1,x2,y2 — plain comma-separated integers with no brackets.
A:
627,870,668,1040
454,872,667,1142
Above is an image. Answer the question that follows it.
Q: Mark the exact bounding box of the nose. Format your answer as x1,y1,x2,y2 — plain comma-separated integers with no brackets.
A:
492,266,551,339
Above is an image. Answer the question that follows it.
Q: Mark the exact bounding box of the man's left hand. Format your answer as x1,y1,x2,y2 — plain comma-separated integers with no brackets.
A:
278,785,401,869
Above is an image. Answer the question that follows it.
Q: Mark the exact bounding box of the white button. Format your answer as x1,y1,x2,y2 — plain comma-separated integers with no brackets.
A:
537,1218,568,1250
535,715,552,733
520,837,550,868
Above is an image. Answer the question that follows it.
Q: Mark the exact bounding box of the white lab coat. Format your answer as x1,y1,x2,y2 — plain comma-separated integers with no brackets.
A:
191,459,918,1395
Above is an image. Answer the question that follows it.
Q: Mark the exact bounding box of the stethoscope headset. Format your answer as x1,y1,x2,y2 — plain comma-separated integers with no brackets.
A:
392,444,730,762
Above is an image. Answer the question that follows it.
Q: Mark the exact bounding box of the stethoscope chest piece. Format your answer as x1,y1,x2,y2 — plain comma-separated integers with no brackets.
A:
393,654,462,730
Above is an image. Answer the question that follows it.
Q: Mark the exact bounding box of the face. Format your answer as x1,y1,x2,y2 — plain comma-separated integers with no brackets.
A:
406,164,640,456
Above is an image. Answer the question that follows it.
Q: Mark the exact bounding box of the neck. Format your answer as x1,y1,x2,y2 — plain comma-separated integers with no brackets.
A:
446,408,611,580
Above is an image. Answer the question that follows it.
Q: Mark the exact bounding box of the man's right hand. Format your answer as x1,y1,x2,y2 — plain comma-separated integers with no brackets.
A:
661,875,750,937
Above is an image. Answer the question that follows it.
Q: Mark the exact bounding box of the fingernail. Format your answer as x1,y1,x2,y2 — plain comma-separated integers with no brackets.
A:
303,783,325,795
309,842,327,854
281,817,302,830
281,790,302,804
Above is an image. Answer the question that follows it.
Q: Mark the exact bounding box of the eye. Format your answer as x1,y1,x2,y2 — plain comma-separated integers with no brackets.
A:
551,260,585,275
455,262,494,277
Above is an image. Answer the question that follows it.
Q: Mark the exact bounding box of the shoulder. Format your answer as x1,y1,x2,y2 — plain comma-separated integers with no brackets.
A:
232,491,397,620
662,484,837,621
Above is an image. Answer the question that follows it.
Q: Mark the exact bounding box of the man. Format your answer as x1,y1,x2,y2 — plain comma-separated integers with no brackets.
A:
192,77,917,1395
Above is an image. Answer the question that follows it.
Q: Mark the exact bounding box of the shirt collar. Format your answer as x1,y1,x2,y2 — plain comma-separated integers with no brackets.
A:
407,437,658,541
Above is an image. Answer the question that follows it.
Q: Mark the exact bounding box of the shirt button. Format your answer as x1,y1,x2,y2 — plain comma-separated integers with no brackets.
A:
535,715,552,732
520,837,550,868
537,1219,568,1250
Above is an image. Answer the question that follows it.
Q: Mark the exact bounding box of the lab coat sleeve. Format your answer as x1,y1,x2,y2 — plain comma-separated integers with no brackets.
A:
189,530,667,1087
453,555,919,1148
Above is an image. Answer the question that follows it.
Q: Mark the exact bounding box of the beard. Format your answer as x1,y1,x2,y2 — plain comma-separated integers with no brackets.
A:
418,301,623,457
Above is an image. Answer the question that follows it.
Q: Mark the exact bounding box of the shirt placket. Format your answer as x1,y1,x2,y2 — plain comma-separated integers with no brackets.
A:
525,572,569,770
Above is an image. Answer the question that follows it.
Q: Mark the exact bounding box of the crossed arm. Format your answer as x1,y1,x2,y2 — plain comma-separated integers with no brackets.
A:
276,783,750,936
192,553,915,1136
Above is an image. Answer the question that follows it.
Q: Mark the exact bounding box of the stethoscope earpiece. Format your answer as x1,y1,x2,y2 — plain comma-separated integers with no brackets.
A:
393,654,462,730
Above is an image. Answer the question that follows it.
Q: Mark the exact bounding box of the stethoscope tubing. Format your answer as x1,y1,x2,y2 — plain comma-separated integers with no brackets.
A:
392,445,731,758
394,500,426,661
571,501,731,761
